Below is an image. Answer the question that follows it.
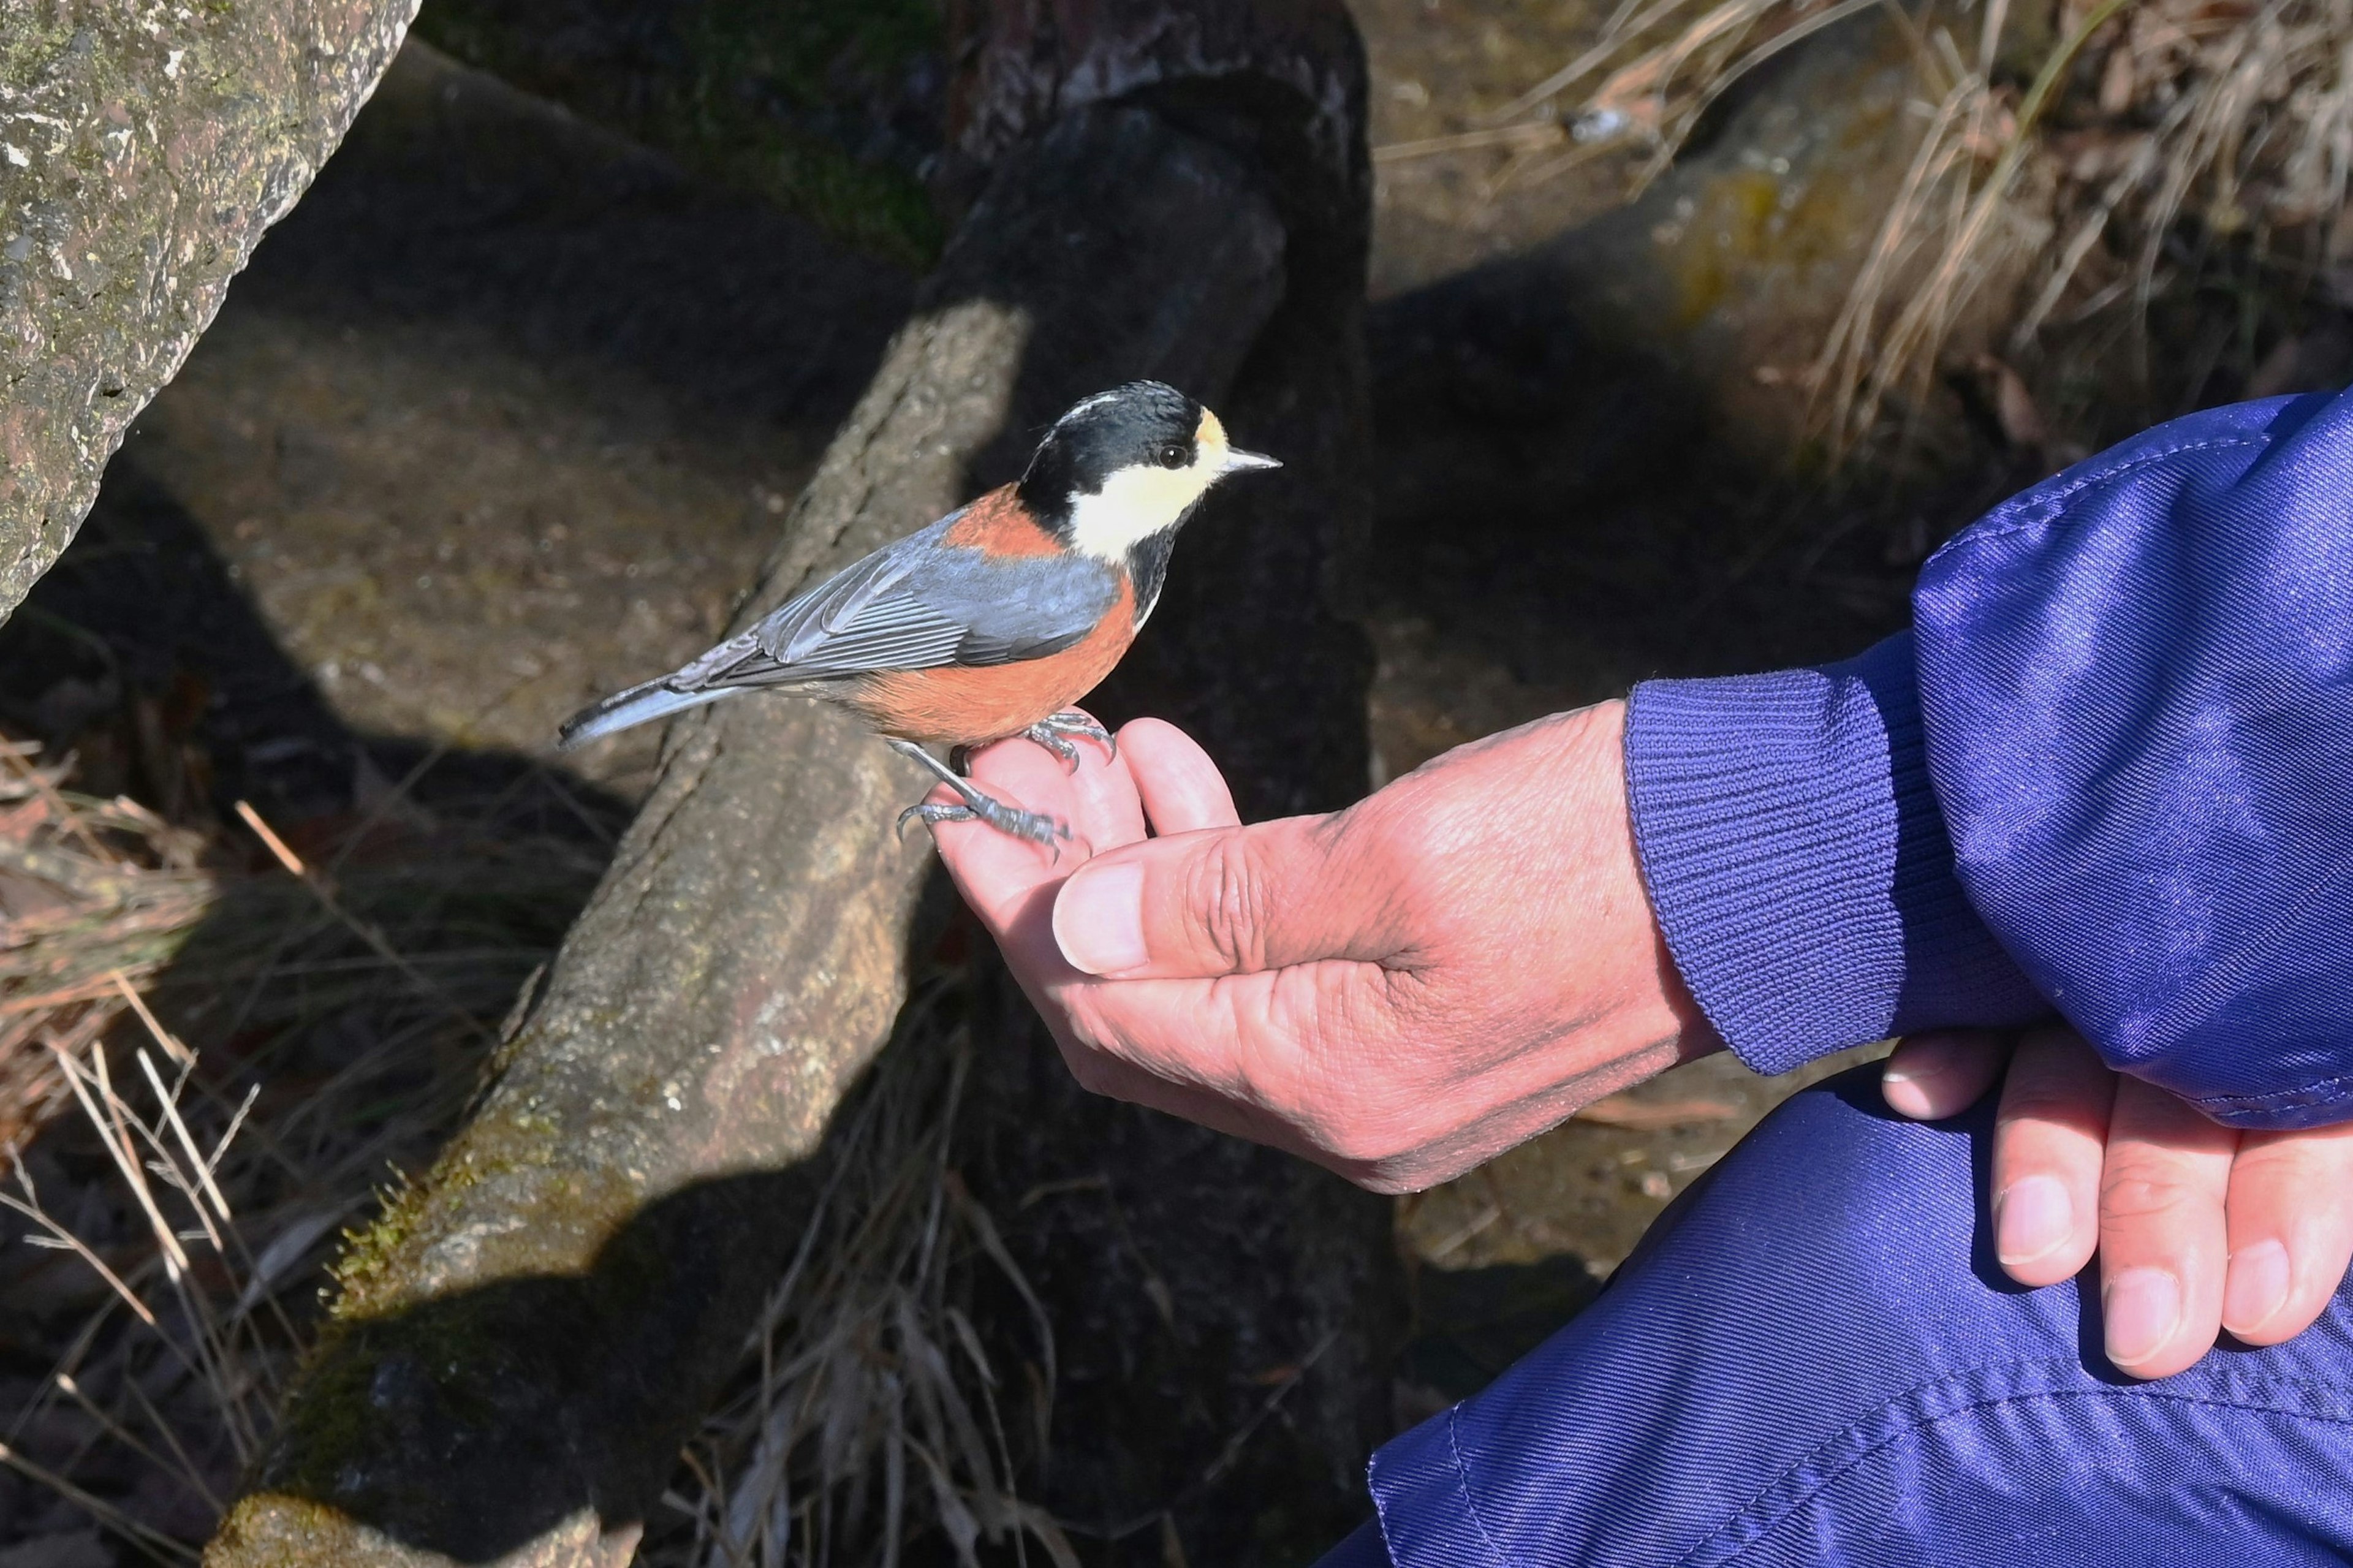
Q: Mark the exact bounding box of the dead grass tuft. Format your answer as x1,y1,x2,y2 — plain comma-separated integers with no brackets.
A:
1440,0,2353,464
642,999,1071,1568
1,733,1062,1565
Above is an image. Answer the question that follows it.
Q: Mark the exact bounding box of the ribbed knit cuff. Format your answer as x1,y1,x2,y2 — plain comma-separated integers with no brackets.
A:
1624,632,2045,1077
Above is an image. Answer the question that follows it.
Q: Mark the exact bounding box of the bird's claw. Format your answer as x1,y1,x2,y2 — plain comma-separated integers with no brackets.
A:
890,739,1072,854
898,797,1068,851
1025,711,1117,774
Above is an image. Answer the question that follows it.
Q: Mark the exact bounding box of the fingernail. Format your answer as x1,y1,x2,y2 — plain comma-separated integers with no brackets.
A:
1881,1062,1947,1090
2223,1238,2291,1336
1993,1174,2073,1267
2102,1267,2182,1368
1053,861,1148,975
1880,1061,1952,1118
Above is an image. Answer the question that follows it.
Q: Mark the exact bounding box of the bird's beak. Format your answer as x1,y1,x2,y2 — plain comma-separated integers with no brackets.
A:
1221,448,1282,473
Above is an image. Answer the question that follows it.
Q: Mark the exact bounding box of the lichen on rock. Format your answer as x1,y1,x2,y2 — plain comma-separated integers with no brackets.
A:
1,0,422,626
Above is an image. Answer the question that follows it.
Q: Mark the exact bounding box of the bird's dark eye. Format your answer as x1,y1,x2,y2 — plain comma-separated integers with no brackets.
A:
1156,442,1189,469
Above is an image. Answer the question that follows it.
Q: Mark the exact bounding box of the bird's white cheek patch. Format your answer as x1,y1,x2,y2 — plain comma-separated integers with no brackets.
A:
1065,463,1217,562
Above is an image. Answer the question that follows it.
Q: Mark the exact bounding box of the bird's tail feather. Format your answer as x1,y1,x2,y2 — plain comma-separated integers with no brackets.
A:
556,679,735,749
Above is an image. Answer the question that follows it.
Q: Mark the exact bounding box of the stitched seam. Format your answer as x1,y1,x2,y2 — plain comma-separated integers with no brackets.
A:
1930,425,2344,1114
1672,1373,2353,1567
1939,434,2270,550
1660,1359,2071,1567
1443,1403,1522,1568
1368,1456,1401,1568
1713,1387,2353,1564
2196,1069,2353,1112
2125,847,2353,1112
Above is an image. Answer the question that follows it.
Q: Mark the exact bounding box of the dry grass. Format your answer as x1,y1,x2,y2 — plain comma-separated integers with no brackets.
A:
1398,0,2353,464
1803,0,2353,462
0,735,1063,1566
0,737,608,1558
643,998,1072,1568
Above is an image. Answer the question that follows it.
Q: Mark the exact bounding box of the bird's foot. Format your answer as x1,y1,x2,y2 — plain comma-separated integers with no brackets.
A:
890,740,1071,850
1025,710,1116,773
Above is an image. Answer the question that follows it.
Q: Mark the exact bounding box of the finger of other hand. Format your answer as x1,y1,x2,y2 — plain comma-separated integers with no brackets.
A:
1882,1030,2009,1120
1990,1028,2115,1289
2221,1117,2353,1346
2096,1074,2237,1379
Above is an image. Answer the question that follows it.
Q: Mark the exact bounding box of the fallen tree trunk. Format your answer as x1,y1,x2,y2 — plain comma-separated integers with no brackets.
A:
205,2,1379,1562
0,0,420,625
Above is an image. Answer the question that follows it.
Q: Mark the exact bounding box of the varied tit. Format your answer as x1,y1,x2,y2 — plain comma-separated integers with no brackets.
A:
556,380,1279,844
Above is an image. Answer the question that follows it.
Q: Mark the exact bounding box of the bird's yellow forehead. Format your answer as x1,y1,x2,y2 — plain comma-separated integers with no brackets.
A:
1195,409,1227,451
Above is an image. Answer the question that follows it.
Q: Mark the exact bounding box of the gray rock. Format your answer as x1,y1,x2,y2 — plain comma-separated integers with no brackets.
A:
0,0,420,624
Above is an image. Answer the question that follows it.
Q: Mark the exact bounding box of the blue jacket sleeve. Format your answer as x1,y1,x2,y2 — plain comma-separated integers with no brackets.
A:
1916,388,2353,1129
1624,634,2047,1074
1627,388,2353,1129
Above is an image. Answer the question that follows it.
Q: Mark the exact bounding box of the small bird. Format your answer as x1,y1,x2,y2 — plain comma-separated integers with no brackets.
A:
557,381,1279,844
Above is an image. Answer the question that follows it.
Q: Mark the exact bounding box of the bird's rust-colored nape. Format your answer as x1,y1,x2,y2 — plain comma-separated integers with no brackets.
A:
942,483,1061,556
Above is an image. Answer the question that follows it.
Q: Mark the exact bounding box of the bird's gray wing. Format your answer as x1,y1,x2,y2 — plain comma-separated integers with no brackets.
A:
669,519,1121,692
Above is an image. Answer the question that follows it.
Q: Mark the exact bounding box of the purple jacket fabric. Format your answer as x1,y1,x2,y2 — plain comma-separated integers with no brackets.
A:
1331,391,2353,1568
1631,388,2353,1127
1354,1066,2353,1568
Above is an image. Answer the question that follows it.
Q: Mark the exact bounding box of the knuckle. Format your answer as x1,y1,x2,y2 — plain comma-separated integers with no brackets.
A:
2099,1159,2207,1223
1999,1075,2107,1129
1353,797,1449,881
1184,833,1278,969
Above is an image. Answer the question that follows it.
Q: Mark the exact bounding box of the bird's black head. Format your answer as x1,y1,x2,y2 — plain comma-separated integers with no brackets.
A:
1017,381,1280,564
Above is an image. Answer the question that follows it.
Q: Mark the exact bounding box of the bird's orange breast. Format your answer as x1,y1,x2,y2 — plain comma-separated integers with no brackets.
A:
845,577,1139,746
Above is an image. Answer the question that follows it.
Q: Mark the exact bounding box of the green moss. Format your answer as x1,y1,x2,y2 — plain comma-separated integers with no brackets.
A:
414,0,946,265
328,1165,435,1318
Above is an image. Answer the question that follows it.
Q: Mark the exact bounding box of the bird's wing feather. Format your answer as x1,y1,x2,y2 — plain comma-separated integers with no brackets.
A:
668,517,1121,693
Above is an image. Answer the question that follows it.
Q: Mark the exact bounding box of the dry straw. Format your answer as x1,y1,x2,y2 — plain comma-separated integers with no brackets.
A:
1396,0,2353,463
1,737,1063,1564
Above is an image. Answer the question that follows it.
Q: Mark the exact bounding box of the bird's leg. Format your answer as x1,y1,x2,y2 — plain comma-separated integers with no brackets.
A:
1024,710,1117,773
889,740,1070,849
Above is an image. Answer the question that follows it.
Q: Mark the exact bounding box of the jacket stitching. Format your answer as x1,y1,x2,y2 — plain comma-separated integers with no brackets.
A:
2195,1069,2353,1113
1931,434,2269,551
1668,1365,2353,1567
1444,1404,1523,1568
1923,425,2346,1112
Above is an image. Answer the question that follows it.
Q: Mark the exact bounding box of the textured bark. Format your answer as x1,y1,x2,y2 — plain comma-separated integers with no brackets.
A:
0,0,420,624
205,1,1378,1558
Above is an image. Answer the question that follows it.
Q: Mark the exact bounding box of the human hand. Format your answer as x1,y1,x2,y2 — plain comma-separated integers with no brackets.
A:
1882,1028,2353,1379
928,702,1718,1193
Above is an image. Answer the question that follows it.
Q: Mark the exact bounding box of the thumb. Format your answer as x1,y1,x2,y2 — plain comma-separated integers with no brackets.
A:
1050,814,1396,979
